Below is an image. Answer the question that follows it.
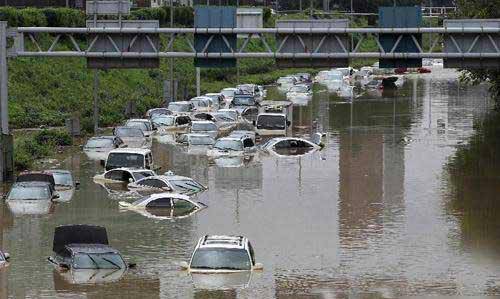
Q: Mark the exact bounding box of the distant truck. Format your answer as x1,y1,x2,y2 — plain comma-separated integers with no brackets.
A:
254,101,293,137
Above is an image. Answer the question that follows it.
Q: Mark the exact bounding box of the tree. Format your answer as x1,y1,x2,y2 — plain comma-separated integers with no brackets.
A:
456,0,500,105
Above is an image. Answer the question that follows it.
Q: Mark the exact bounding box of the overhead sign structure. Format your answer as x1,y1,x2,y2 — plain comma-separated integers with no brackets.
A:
444,19,500,69
86,0,131,15
86,20,160,69
276,19,350,68
379,6,423,68
194,6,237,68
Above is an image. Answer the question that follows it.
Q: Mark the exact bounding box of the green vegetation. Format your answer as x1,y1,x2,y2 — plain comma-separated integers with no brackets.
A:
14,129,72,170
456,0,500,106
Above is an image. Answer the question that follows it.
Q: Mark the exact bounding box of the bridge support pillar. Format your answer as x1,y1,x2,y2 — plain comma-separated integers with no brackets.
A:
0,22,13,182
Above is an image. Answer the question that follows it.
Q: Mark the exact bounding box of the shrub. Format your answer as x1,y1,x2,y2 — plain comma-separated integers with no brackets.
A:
0,7,19,27
34,130,72,146
18,8,47,27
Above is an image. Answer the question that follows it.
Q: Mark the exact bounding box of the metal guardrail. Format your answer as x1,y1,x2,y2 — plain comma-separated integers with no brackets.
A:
10,26,500,59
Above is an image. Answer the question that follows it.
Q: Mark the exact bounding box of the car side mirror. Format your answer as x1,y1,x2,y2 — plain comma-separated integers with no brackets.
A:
52,194,60,200
128,262,137,269
128,178,134,183
252,120,256,126
75,181,80,189
4,253,10,261
100,160,105,167
253,263,264,271
179,261,189,270
286,120,291,127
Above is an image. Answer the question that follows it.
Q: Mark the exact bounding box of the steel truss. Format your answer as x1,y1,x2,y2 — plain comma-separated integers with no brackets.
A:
7,27,500,59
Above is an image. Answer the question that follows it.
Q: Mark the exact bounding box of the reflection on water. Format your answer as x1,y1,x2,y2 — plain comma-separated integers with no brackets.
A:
1,69,500,298
445,112,500,261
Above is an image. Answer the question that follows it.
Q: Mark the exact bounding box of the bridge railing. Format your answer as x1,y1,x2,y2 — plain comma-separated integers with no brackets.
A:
8,26,500,61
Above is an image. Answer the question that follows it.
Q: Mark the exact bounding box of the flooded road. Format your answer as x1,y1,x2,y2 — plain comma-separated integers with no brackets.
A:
1,69,499,298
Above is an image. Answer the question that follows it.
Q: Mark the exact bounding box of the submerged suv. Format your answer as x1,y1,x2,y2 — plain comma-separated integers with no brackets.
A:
181,235,263,273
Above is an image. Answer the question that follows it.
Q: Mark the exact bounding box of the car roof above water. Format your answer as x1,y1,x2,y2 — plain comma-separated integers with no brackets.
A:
197,235,248,250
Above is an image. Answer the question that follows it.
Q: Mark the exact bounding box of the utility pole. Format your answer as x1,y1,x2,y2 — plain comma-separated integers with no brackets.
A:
93,70,99,134
0,22,8,136
170,0,174,102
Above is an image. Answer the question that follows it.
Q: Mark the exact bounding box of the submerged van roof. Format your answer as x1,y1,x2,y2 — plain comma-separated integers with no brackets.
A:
108,148,151,155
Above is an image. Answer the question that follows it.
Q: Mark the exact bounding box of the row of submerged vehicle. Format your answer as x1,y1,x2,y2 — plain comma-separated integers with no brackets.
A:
0,77,326,285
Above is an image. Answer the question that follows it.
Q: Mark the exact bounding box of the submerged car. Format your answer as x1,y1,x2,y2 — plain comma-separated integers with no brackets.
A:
255,113,291,137
125,119,153,137
104,148,156,171
277,76,296,93
286,84,312,105
0,250,10,266
190,121,219,139
94,168,155,184
190,96,218,112
83,136,124,161
167,101,195,115
152,114,191,133
207,136,256,158
119,193,206,220
261,134,323,157
180,235,263,273
113,127,150,149
48,225,132,273
5,181,58,215
48,170,79,202
176,133,215,155
146,108,172,119
128,172,207,196
220,88,238,105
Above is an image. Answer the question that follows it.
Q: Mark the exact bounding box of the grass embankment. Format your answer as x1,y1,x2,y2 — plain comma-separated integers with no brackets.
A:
14,129,73,171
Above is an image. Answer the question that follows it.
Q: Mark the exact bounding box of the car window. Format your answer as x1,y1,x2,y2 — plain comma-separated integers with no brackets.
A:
73,253,126,270
172,198,197,217
7,185,51,200
104,170,132,182
132,171,155,181
85,138,114,148
138,179,168,189
146,197,173,208
243,138,254,148
106,153,145,169
190,248,251,270
52,172,73,187
248,242,256,265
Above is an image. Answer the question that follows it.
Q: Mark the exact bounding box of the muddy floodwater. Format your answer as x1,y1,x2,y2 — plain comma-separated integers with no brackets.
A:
1,69,500,298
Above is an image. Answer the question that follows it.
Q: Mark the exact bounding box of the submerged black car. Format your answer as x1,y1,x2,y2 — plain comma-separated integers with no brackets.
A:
48,225,132,272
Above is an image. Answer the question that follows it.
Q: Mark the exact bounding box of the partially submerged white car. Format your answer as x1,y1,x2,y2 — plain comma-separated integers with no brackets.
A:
94,168,156,184
125,119,153,137
180,235,263,273
119,193,206,220
127,172,207,196
260,134,323,157
0,250,10,267
207,136,256,158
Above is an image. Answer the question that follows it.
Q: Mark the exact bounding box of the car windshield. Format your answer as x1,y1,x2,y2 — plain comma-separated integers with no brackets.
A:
191,99,209,107
191,248,251,270
169,179,204,193
73,252,126,270
289,86,308,93
52,172,73,187
221,89,235,97
152,116,175,126
327,72,343,80
132,171,155,181
168,103,191,112
219,111,238,119
107,153,144,169
257,115,286,130
85,138,114,148
214,140,243,151
232,97,255,106
192,122,217,131
126,121,151,131
115,128,144,138
7,185,50,200
189,136,214,146
278,77,294,84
